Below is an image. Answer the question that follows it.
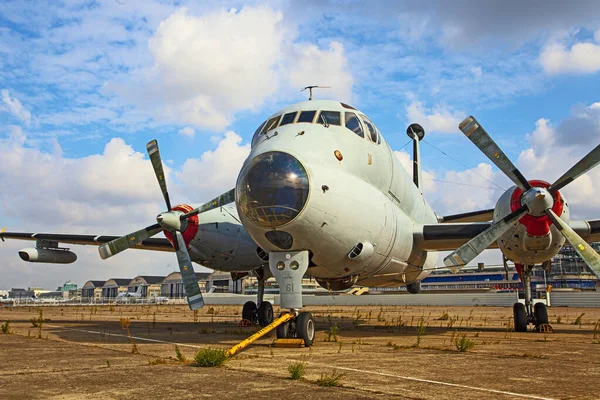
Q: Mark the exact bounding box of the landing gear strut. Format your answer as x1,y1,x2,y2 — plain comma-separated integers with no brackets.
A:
241,269,273,327
270,250,315,346
513,264,549,332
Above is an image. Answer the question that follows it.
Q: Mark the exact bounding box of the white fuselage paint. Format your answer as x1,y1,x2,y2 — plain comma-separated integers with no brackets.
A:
187,100,438,287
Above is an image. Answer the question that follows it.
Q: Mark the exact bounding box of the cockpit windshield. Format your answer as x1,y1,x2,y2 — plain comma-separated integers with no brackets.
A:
251,104,383,147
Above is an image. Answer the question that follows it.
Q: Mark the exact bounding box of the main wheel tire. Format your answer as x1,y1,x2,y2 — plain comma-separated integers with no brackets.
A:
276,313,289,339
534,302,549,326
296,312,315,347
258,301,274,327
242,301,258,325
513,302,528,332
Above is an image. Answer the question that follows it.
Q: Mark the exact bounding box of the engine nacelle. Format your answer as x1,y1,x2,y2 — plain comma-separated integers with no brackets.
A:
18,248,77,264
494,182,568,265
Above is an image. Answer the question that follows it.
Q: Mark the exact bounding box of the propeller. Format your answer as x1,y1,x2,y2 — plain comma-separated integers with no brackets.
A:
98,140,235,310
444,116,600,273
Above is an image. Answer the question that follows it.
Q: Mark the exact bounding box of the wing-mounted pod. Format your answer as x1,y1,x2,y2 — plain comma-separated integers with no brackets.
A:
19,240,77,264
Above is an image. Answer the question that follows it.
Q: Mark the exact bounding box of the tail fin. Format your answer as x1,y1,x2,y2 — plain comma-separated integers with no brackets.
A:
136,285,143,295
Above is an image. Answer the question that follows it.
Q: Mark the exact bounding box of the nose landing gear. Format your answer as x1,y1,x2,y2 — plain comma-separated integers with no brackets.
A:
513,264,551,332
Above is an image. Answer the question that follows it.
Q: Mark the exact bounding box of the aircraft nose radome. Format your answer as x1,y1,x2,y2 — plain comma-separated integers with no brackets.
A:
236,151,309,228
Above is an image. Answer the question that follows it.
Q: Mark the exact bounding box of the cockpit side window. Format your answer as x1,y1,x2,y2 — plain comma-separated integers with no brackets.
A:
360,115,379,144
344,112,364,138
297,110,317,123
280,112,298,126
261,115,282,134
317,111,341,126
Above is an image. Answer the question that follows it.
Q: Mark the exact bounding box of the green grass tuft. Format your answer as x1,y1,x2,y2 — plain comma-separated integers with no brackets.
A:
287,361,307,380
193,348,228,367
454,333,476,352
316,370,344,387
1,320,10,334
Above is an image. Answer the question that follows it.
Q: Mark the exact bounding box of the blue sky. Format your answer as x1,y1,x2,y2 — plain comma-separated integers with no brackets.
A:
1,0,600,289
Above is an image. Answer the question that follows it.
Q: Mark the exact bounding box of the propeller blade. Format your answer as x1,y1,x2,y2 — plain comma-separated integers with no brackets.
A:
549,144,600,193
146,140,172,211
545,209,600,278
180,189,236,220
459,116,531,191
98,223,162,260
443,205,528,272
174,231,204,310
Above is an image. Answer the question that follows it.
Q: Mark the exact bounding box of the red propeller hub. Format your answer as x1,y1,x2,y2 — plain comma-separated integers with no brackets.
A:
163,204,199,248
510,180,563,236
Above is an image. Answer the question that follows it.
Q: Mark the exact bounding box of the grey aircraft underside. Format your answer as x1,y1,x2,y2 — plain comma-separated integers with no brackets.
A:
3,98,600,343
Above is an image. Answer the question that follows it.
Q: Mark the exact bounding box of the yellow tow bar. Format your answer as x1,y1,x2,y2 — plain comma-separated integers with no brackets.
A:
226,312,295,357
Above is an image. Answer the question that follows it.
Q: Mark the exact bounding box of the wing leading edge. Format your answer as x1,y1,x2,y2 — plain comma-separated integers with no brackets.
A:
0,231,174,252
415,219,600,252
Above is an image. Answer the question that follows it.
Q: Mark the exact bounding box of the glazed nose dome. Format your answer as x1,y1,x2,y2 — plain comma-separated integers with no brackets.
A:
236,151,309,228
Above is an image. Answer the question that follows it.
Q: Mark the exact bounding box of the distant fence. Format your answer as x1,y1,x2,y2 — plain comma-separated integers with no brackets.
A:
5,291,600,308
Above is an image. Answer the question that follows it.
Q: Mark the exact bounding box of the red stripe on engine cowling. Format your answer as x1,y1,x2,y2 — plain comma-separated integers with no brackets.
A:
510,180,564,237
162,204,199,249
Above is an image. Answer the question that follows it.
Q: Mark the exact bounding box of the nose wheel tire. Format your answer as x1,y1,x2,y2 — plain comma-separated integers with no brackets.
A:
258,301,274,326
242,301,258,326
296,312,315,346
534,302,549,327
513,303,528,332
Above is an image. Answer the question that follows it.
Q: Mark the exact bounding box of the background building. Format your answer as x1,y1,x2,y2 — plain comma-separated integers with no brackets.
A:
102,278,131,298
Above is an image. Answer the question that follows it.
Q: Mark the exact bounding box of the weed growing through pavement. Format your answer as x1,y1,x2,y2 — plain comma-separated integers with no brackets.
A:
326,324,339,342
193,348,227,367
436,313,450,321
106,360,111,368
120,318,139,354
574,313,585,327
556,316,562,324
1,320,10,334
415,317,426,347
454,333,476,352
287,361,307,380
175,345,186,362
316,370,344,387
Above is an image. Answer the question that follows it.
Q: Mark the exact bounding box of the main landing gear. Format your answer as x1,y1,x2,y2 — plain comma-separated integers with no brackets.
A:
513,264,550,332
241,269,274,327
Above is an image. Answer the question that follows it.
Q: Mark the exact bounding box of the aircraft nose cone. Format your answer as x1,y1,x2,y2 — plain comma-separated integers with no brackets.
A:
236,151,309,228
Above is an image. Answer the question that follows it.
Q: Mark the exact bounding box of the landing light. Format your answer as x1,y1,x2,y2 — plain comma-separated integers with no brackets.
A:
290,260,299,270
276,261,285,270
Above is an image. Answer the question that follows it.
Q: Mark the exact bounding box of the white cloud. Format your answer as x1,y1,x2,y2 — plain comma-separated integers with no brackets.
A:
177,131,250,200
517,105,600,219
178,127,195,138
539,41,600,75
1,89,31,126
405,99,464,134
107,6,354,131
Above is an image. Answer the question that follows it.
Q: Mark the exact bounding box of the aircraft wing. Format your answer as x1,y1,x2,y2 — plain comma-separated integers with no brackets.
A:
415,219,600,251
438,209,494,223
0,231,174,252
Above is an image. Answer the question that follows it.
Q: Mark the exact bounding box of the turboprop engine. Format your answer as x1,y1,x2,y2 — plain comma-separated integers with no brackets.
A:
492,180,569,265
18,248,77,264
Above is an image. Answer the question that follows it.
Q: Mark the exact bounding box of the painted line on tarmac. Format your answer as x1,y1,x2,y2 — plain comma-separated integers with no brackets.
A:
306,363,555,400
46,324,203,349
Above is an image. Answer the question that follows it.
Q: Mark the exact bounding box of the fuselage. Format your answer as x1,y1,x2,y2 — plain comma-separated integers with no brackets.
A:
230,100,439,287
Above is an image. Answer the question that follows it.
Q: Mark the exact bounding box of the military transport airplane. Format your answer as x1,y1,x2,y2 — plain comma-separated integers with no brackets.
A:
2,99,600,345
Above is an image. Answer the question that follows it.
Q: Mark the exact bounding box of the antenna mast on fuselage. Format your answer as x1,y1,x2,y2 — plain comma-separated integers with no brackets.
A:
406,123,425,193
301,85,331,101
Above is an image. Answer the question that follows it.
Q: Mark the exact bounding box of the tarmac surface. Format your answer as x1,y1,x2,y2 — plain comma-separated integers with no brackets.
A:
1,303,600,399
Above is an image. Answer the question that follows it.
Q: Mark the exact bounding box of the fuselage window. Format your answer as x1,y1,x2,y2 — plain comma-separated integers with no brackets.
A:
280,112,298,126
360,115,379,144
317,110,341,126
297,110,317,123
344,112,364,138
261,115,282,134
